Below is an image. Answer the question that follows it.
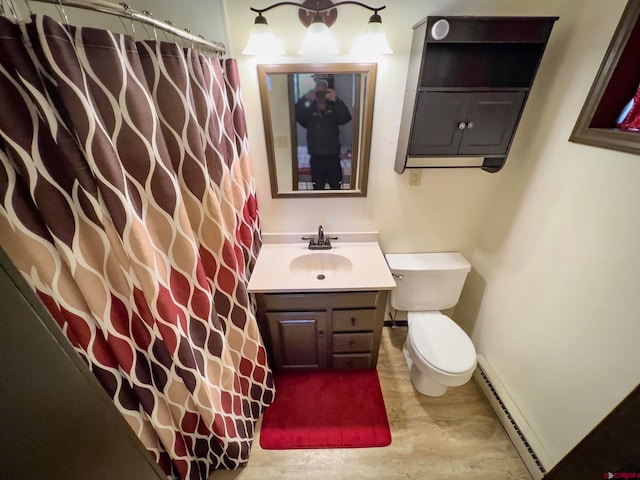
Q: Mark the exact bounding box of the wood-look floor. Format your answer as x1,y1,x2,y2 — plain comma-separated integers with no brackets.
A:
211,326,531,480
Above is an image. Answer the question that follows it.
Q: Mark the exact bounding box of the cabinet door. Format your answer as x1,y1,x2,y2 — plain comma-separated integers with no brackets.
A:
408,91,469,155
266,312,328,370
458,91,526,155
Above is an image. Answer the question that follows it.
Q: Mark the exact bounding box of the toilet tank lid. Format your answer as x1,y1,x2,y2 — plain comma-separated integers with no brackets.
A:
385,252,470,273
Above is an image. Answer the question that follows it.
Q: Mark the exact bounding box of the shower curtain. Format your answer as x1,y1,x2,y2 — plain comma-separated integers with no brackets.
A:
0,14,273,480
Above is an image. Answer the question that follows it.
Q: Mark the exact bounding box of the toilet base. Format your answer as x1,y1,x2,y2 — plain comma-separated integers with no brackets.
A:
402,341,448,397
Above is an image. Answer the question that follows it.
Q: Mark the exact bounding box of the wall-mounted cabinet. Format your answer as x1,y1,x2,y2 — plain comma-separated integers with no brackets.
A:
570,0,640,154
409,91,526,156
396,16,557,174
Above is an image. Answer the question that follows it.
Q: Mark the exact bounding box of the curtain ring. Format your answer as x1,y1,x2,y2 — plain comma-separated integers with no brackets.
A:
184,28,194,49
165,20,177,44
55,0,70,26
160,21,170,41
119,3,135,40
6,0,20,22
23,0,33,16
142,10,157,42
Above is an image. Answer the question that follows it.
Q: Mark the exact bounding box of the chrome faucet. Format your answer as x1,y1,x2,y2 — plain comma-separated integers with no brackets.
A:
302,225,337,250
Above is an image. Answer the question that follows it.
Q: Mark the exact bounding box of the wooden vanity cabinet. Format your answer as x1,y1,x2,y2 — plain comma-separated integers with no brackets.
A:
256,291,389,371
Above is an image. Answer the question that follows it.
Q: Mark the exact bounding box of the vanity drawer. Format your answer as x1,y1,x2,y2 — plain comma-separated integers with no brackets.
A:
333,309,376,332
332,332,374,353
260,292,379,311
332,353,372,370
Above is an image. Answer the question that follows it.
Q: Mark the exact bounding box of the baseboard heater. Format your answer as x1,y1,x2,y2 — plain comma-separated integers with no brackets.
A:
473,355,552,480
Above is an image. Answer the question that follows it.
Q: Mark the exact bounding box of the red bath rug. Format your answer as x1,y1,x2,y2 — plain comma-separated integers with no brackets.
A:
259,369,392,449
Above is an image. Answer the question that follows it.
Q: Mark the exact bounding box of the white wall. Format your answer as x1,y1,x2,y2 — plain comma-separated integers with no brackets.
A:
224,0,640,467
23,0,640,469
454,0,640,466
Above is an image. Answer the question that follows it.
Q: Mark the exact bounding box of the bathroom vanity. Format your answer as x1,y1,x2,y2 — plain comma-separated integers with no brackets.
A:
247,234,395,371
256,290,388,370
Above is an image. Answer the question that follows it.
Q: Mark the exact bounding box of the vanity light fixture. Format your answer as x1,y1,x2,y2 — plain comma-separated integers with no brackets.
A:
351,10,393,55
242,12,285,55
298,10,340,55
243,0,391,56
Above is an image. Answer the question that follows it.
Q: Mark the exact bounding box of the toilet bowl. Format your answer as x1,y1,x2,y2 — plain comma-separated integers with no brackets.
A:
385,252,477,397
403,311,477,396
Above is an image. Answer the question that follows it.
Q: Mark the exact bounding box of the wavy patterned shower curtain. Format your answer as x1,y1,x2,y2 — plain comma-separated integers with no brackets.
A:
0,14,273,479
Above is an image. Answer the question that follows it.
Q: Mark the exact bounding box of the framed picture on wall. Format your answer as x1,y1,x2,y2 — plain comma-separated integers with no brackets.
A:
570,0,640,154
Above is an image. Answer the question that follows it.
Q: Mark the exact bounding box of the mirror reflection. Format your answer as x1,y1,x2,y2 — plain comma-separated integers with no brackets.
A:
257,63,377,197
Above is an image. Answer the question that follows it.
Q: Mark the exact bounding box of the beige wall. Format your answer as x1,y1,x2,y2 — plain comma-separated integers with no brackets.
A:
21,0,640,469
225,0,640,467
454,0,640,465
224,0,512,260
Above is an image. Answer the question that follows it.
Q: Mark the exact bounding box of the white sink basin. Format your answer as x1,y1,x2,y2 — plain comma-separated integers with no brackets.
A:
289,252,353,277
247,239,396,293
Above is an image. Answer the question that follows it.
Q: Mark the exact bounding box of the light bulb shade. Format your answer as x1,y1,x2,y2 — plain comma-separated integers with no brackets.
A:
352,15,393,55
242,20,284,56
298,20,339,56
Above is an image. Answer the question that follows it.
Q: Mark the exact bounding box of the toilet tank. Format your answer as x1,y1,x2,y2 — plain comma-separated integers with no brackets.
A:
385,252,471,311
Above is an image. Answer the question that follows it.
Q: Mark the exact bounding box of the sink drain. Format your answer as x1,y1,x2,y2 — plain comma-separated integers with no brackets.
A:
316,274,325,280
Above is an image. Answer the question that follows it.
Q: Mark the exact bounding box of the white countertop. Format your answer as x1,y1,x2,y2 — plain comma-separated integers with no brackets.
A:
247,236,396,293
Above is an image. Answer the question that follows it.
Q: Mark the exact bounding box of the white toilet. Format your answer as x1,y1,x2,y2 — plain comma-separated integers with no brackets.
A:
385,252,477,397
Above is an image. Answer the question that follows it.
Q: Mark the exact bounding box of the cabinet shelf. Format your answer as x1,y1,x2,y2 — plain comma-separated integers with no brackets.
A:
420,42,545,89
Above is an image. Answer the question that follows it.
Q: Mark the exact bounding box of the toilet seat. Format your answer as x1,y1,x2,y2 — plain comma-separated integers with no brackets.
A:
408,312,476,375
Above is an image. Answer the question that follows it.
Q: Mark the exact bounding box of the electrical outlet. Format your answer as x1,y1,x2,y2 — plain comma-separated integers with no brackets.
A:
408,169,422,186
275,136,289,148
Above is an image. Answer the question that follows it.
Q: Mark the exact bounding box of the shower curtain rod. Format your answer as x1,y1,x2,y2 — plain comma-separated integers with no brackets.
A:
27,0,226,55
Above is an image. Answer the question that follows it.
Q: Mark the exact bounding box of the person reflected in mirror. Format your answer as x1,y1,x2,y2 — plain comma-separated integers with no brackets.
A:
295,75,352,190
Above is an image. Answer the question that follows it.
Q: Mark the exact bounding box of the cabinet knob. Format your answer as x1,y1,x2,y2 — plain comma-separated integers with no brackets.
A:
467,121,474,129
458,122,467,130
349,340,356,348
350,317,357,326
318,330,325,338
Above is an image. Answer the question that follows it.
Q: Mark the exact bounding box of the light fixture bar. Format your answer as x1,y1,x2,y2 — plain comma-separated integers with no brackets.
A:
250,1,386,16
245,1,389,56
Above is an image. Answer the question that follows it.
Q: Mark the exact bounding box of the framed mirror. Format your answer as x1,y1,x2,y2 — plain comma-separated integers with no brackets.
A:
257,63,377,197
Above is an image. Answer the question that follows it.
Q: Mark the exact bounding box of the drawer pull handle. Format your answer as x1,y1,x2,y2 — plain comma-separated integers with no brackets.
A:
350,317,357,326
349,340,356,348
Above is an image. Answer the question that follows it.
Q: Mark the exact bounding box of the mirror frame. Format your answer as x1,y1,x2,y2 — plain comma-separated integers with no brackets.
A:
257,63,377,198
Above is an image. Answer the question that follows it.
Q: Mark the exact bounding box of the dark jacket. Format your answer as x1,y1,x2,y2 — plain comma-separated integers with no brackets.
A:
295,97,352,156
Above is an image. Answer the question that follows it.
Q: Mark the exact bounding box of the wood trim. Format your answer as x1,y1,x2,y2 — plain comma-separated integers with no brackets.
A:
569,0,640,154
